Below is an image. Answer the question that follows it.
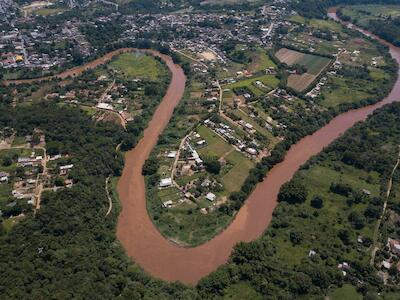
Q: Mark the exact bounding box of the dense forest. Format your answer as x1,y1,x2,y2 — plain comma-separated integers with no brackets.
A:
0,103,196,298
1,102,400,298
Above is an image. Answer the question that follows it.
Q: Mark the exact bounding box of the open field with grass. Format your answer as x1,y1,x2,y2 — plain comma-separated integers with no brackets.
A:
328,284,362,300
197,125,233,158
33,8,67,16
289,15,344,32
200,0,260,6
221,150,254,193
270,160,381,267
340,5,400,27
248,48,276,72
225,74,279,94
223,283,262,300
109,52,163,80
320,76,374,108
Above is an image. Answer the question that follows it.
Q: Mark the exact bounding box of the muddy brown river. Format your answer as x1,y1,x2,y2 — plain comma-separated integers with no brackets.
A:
5,17,400,285
116,12,400,285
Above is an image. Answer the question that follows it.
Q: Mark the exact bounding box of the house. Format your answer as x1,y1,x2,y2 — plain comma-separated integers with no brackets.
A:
382,261,391,269
246,148,257,155
388,238,400,255
0,172,9,182
206,192,216,202
162,200,173,208
60,164,74,176
167,151,177,158
362,189,371,196
159,178,172,188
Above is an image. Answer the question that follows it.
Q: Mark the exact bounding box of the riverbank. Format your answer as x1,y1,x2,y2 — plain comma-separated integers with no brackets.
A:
115,12,400,284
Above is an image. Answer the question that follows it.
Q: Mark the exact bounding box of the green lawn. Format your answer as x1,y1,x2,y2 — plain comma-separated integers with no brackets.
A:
321,76,372,108
221,151,254,193
34,8,67,16
225,74,279,98
197,125,233,158
329,284,362,300
232,108,276,143
110,52,163,80
289,15,343,33
223,283,262,300
249,49,276,72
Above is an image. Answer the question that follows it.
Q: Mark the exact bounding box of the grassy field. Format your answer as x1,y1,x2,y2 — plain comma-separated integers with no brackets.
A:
223,283,262,300
328,284,363,300
248,49,276,72
269,161,381,268
225,74,279,94
34,8,67,16
196,124,254,193
320,76,373,108
289,15,344,32
109,52,163,80
341,5,400,27
197,125,233,158
221,151,254,193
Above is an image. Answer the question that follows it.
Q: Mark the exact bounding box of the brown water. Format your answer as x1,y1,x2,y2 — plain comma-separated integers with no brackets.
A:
7,19,398,284
116,12,400,285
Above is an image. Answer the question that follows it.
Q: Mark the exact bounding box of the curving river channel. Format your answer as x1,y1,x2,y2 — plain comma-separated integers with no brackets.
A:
116,11,400,285
4,15,400,285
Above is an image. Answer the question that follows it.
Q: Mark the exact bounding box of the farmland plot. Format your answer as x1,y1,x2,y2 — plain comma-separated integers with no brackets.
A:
275,48,332,91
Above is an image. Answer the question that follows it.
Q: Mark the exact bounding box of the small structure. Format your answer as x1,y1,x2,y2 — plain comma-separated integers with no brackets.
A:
159,178,172,188
59,164,74,176
246,148,257,155
206,192,216,202
382,261,391,269
167,151,177,158
0,172,9,182
162,200,173,208
388,238,400,255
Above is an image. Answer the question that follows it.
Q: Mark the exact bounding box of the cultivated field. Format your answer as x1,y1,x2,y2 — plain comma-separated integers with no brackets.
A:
287,73,316,92
275,48,332,91
275,48,331,75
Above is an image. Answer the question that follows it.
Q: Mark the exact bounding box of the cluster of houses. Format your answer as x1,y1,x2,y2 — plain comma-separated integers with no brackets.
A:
158,131,224,211
0,137,75,216
204,119,260,157
0,17,91,71
377,238,400,283
306,76,328,99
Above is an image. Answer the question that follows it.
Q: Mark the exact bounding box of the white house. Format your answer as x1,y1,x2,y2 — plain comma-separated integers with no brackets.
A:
0,172,9,182
206,192,216,202
159,178,172,188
